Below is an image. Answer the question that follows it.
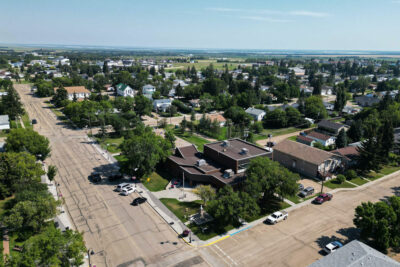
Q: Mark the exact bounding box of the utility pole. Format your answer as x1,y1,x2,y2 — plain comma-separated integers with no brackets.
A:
182,172,185,199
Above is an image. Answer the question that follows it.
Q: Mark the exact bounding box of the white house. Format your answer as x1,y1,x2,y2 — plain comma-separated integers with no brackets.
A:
153,99,172,112
54,86,91,101
142,84,156,95
0,115,10,130
306,131,336,147
245,107,266,121
116,83,135,97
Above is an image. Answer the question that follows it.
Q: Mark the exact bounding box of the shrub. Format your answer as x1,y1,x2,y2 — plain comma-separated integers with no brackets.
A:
345,169,357,180
336,174,346,184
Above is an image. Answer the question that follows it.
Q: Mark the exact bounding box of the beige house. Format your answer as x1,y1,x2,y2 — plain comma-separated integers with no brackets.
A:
54,86,91,101
273,140,342,180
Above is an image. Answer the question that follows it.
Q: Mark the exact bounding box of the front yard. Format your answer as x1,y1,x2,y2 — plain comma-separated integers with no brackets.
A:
95,135,124,154
142,171,171,192
324,179,357,189
173,130,210,152
159,198,202,222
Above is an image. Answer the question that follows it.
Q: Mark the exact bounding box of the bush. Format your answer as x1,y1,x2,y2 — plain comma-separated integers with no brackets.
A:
346,169,357,180
336,174,346,184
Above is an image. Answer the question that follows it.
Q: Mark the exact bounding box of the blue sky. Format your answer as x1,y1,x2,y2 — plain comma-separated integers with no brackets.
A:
1,0,400,51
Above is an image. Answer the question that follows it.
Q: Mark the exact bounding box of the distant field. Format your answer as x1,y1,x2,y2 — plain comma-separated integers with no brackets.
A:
167,59,243,71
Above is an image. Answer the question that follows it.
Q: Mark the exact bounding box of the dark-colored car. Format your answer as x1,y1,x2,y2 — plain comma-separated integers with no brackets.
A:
313,193,333,204
109,173,123,181
89,173,102,183
131,197,147,206
32,119,37,124
267,141,276,148
299,186,314,198
181,229,190,237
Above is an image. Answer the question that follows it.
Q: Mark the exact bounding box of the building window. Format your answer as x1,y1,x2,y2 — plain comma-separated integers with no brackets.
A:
292,160,296,168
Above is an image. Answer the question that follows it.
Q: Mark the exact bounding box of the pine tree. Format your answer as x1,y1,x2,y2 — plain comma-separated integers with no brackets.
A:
336,129,348,148
103,61,109,74
378,120,394,163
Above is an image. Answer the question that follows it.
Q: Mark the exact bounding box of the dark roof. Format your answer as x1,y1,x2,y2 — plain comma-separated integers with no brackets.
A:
274,140,338,165
332,146,359,157
318,120,347,131
307,131,333,141
204,138,270,160
309,240,400,267
297,135,315,144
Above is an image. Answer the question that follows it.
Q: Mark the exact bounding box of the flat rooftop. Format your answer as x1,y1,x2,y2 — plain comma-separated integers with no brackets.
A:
204,138,270,160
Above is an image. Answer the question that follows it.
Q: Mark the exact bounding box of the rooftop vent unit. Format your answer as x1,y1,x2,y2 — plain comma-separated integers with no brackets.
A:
196,159,206,167
222,140,230,147
241,148,249,155
223,169,233,178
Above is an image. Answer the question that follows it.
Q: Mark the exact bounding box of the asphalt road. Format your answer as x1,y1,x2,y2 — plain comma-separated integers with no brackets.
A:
200,173,400,267
14,84,211,267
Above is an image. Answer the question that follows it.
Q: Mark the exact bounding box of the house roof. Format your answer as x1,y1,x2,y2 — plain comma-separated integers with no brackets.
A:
309,240,400,267
332,146,359,158
204,138,270,161
297,135,315,144
116,83,131,91
54,86,90,94
206,114,226,123
318,120,346,131
245,107,265,116
153,99,172,105
0,115,10,125
307,131,333,141
274,140,337,165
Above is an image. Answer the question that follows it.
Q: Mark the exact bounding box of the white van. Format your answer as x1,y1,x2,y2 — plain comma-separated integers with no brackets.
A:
116,183,131,192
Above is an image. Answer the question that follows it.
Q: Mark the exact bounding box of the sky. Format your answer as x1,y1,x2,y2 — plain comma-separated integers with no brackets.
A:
1,0,400,51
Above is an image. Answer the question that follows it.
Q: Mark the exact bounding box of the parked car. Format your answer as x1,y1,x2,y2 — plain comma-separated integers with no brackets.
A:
313,193,333,204
324,241,343,254
89,173,102,183
115,183,131,192
131,197,147,206
299,186,314,198
266,141,276,148
298,183,304,191
32,119,37,124
265,211,288,224
181,229,190,237
121,187,135,196
109,173,123,181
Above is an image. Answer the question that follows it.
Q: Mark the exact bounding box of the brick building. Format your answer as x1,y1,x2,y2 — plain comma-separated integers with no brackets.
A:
166,138,271,188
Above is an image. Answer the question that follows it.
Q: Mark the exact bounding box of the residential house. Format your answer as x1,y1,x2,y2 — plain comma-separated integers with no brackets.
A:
306,131,336,147
273,140,342,180
167,139,271,188
173,79,188,88
142,84,156,99
104,84,114,92
354,95,380,107
245,107,266,121
342,106,361,115
189,99,200,108
317,120,349,136
0,115,10,130
206,114,226,127
296,135,316,146
321,86,333,96
323,102,335,111
153,99,172,112
309,240,400,267
54,86,91,101
332,146,359,167
116,83,135,97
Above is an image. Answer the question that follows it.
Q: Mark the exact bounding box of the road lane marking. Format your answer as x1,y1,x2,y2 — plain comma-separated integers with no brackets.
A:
214,244,238,266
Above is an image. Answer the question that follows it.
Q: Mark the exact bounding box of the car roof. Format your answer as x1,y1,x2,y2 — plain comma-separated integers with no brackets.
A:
305,187,314,191
118,183,129,187
332,241,343,246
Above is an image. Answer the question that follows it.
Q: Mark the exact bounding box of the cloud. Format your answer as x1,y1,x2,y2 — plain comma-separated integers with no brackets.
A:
289,10,329,18
206,7,330,18
239,16,292,23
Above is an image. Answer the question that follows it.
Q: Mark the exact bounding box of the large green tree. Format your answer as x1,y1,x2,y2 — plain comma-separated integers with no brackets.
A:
0,86,24,120
120,127,172,177
134,95,152,117
304,95,327,119
5,128,51,160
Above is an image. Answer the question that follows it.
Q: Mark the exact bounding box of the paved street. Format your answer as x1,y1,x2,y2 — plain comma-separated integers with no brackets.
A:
200,172,400,267
14,84,211,267
14,83,400,267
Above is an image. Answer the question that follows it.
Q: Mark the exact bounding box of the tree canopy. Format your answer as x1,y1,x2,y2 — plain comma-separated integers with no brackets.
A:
5,128,51,160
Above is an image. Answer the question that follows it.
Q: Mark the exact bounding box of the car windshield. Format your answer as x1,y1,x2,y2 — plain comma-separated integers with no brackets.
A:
271,214,278,218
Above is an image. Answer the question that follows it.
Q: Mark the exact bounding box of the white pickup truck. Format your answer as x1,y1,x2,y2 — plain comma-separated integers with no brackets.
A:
265,211,288,224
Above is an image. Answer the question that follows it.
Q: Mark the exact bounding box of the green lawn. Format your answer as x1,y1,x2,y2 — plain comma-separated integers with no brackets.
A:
159,198,202,222
285,194,301,204
114,154,127,163
96,135,124,154
365,165,400,180
349,177,369,186
288,136,298,141
142,171,170,192
174,130,210,152
189,223,235,241
324,180,357,189
261,127,303,137
21,113,32,129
